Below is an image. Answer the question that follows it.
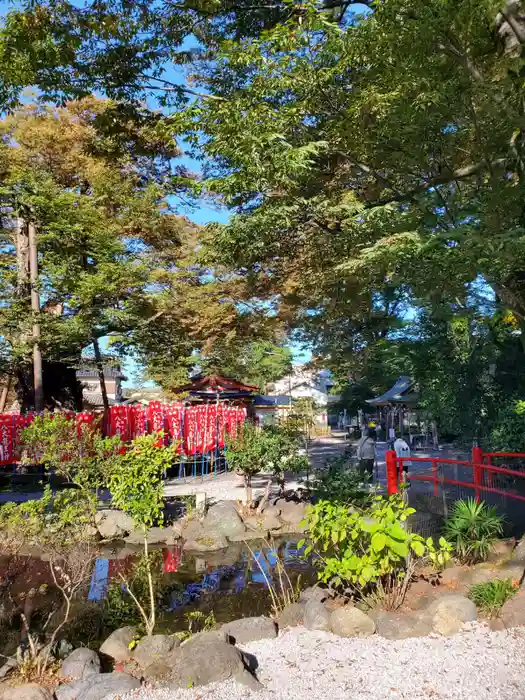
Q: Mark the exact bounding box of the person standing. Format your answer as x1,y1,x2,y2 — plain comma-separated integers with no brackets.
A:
394,433,411,481
356,428,377,481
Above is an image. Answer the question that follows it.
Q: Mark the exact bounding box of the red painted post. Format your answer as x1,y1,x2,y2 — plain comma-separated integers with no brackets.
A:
386,450,398,495
472,446,483,503
432,458,438,497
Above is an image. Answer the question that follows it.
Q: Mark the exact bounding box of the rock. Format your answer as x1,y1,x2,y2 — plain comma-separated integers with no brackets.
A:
304,600,331,632
499,588,525,627
0,685,53,700
99,626,136,662
171,521,183,538
0,658,18,679
60,648,101,680
182,630,231,646
488,537,516,563
165,639,256,689
243,513,282,534
56,639,74,660
182,517,206,540
330,606,376,637
300,586,328,604
125,527,176,546
375,611,432,640
277,602,305,628
228,529,266,542
427,594,477,636
184,532,229,551
94,509,134,540
132,634,178,668
510,537,525,563
55,673,140,700
202,501,246,539
277,501,307,526
222,617,277,644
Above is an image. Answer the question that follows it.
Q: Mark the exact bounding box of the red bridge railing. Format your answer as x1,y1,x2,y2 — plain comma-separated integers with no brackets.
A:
386,448,525,504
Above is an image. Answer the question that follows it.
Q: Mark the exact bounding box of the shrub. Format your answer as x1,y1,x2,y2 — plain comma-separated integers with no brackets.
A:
300,495,451,609
108,433,174,635
444,498,504,564
311,454,371,505
469,578,518,617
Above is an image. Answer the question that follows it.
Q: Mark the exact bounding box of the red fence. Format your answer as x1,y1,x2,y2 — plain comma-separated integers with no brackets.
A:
0,402,247,466
386,448,525,501
386,448,525,534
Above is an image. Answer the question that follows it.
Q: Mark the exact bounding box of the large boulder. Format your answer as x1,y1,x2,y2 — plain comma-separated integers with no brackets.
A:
277,501,307,526
94,510,134,540
164,638,258,689
277,602,305,628
55,673,140,700
304,600,331,632
124,527,176,546
132,634,179,668
499,588,525,627
427,594,477,636
99,626,136,662
375,611,432,640
183,532,229,551
300,586,328,604
60,648,100,680
243,513,282,534
221,617,277,645
202,501,246,539
330,606,376,637
0,685,53,700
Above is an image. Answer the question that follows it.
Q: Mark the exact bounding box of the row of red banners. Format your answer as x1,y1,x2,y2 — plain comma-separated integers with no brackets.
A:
0,402,247,466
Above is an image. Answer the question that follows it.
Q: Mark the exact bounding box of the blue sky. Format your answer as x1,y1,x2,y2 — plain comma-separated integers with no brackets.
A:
0,0,312,386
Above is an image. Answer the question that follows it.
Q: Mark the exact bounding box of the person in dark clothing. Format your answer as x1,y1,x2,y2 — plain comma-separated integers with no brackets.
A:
356,428,376,481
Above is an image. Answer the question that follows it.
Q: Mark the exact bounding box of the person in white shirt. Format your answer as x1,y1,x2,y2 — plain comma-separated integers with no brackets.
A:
394,434,411,481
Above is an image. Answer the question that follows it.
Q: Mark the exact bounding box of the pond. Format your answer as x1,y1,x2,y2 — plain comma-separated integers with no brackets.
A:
0,538,317,654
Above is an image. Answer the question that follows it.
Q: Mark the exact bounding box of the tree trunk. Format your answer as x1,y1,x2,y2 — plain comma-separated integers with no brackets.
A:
0,376,11,412
92,337,110,412
28,223,43,412
244,473,253,506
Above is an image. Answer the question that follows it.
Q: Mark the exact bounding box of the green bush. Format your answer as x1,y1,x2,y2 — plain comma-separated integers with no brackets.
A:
312,454,370,505
226,423,308,503
300,495,451,608
444,498,504,564
469,578,518,617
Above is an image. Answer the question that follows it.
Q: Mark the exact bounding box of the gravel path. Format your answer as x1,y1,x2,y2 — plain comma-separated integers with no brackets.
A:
123,623,525,700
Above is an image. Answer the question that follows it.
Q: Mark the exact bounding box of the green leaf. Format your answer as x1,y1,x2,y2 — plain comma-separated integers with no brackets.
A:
371,532,387,552
411,540,425,557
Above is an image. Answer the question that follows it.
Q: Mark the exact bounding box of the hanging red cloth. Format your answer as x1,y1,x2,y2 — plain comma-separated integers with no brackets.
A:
0,415,13,465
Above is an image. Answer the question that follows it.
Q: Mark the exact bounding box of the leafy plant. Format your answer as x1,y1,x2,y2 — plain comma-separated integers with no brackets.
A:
469,578,518,618
300,495,451,609
108,434,174,635
173,610,216,641
444,499,504,564
311,454,371,505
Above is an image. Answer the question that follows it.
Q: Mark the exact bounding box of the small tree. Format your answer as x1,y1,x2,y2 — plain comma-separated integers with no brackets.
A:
107,433,173,636
227,422,308,504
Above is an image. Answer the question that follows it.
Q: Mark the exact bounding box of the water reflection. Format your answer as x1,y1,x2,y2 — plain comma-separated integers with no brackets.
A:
87,539,311,612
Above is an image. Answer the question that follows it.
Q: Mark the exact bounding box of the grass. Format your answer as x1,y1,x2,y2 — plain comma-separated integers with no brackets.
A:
443,498,505,564
245,539,302,617
469,578,518,617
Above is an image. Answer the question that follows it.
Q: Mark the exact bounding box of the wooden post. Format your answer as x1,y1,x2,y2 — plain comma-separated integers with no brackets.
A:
28,222,43,412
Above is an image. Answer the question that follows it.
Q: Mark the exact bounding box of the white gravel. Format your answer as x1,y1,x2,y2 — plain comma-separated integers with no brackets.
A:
123,623,525,700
